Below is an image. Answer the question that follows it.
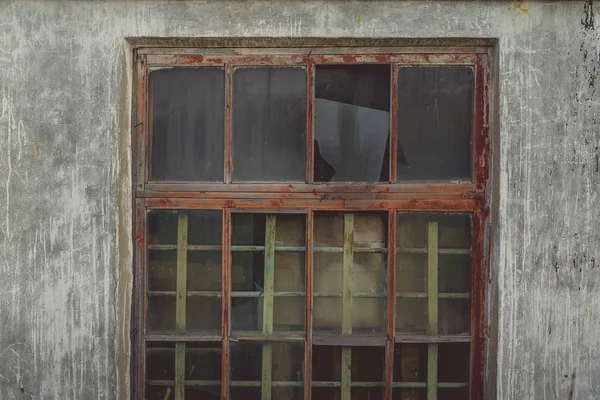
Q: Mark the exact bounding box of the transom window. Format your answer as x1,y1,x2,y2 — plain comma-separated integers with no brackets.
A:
133,44,490,400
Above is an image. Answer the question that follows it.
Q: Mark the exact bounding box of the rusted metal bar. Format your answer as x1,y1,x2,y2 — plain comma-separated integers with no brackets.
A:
313,334,387,347
474,54,491,192
175,212,189,400
341,213,354,400
135,53,148,191
139,46,490,57
224,64,233,184
390,64,398,183
427,222,439,400
304,211,314,400
394,334,471,344
471,206,486,400
142,182,479,195
222,209,231,400
144,198,479,212
384,210,396,400
134,199,146,400
306,59,315,183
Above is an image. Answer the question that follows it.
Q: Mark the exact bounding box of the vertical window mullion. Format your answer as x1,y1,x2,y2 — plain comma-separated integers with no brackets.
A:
427,222,439,400
390,63,399,183
305,211,314,400
224,64,233,183
306,59,315,183
385,210,397,400
261,215,276,400
175,212,189,400
341,213,354,400
222,209,231,400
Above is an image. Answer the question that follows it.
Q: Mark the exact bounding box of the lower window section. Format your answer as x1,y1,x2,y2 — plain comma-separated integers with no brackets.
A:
141,210,477,399
230,341,304,400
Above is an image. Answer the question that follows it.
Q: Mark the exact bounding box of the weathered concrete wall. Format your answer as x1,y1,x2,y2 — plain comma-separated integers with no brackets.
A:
0,1,598,399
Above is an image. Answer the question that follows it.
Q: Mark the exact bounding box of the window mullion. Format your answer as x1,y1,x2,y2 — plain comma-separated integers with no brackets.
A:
175,212,189,400
305,210,314,400
341,213,354,400
222,209,231,400
385,210,397,400
427,221,439,400
261,215,276,400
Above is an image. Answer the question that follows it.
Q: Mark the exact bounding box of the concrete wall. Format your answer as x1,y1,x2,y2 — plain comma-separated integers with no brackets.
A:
0,1,598,399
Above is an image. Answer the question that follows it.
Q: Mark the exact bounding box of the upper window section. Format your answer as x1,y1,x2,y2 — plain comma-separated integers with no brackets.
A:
143,53,478,185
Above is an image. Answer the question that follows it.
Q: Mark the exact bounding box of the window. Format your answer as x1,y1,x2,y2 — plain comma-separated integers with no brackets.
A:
133,44,490,400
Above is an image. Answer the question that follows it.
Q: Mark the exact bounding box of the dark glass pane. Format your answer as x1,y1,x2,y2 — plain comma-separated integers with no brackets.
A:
438,343,470,382
232,67,307,181
313,388,340,400
351,346,386,381
392,388,426,400
314,64,390,182
392,343,428,383
312,346,341,382
146,342,222,400
395,298,427,334
438,388,469,400
439,299,470,334
397,66,474,181
230,342,304,397
150,68,224,181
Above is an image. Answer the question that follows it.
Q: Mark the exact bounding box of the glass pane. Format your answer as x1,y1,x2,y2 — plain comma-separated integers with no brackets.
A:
232,67,307,181
145,342,222,400
393,344,427,383
396,298,427,334
231,214,306,333
150,67,224,181
439,343,470,382
230,342,304,399
314,64,391,182
313,212,388,334
312,388,340,400
147,211,222,333
312,345,385,398
397,66,474,181
439,299,470,334
438,388,469,400
392,388,426,400
396,213,471,334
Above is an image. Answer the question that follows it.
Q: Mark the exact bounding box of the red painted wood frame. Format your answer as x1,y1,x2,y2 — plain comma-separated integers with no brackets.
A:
132,46,491,400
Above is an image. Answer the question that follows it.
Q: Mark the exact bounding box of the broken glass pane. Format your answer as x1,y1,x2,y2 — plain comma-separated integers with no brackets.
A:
314,65,390,182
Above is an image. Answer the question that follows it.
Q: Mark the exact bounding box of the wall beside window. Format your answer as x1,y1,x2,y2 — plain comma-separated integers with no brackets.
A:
0,2,598,400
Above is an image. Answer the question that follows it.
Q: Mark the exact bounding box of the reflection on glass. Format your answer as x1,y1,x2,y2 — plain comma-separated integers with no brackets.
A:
314,65,390,182
232,67,307,181
397,66,474,181
150,68,224,181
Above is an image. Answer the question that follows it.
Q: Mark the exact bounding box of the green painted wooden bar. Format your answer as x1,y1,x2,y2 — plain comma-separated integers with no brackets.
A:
261,215,276,400
427,221,439,400
341,213,354,400
175,212,188,400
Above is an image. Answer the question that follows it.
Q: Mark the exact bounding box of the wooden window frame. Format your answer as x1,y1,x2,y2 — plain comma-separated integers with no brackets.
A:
132,44,491,400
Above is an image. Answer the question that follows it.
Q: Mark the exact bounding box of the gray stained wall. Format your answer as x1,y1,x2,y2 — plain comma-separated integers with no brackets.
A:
0,1,598,399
